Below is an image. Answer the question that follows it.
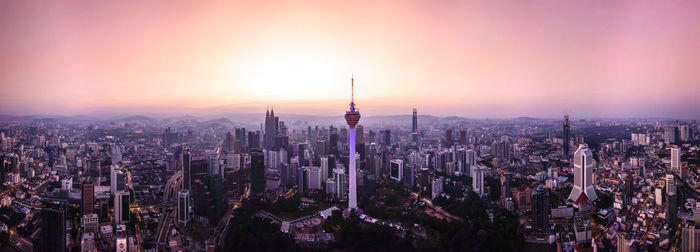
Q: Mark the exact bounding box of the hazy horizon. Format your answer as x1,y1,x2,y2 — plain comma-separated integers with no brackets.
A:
0,109,695,121
2,1,699,118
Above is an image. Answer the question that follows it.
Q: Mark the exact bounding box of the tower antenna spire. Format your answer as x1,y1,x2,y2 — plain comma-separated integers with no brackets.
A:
351,75,354,104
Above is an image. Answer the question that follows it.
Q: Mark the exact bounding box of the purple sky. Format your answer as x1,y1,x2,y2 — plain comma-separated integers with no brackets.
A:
1,1,699,118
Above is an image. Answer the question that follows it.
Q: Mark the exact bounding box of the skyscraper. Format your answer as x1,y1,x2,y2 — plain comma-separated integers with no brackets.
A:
329,131,339,156
420,167,431,194
264,108,279,150
563,114,570,160
666,174,676,195
344,76,361,210
412,108,418,133
472,165,484,196
671,146,681,174
182,149,191,191
250,148,265,196
568,144,598,203
178,189,190,226
390,159,403,182
680,125,693,142
110,165,122,195
81,180,94,215
40,201,66,252
664,125,680,144
466,149,476,176
445,129,453,147
531,185,550,230
333,168,347,200
682,223,699,252
501,173,512,206
114,190,130,225
356,125,364,145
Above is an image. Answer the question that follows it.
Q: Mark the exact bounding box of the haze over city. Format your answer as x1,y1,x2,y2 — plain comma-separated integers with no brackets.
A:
2,1,700,118
2,1,700,252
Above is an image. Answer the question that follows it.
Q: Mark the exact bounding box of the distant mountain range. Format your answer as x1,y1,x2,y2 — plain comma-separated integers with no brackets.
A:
0,113,476,128
0,113,679,129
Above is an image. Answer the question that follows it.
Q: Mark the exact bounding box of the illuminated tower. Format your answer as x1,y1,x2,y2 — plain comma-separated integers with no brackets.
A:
345,76,361,210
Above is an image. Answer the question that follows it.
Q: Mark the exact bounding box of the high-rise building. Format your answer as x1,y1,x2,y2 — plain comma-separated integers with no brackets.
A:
356,125,364,145
680,125,693,142
431,177,443,199
665,125,680,144
248,131,261,149
110,165,123,195
226,153,241,172
81,213,99,234
420,167,431,194
81,180,94,215
568,144,598,203
412,108,418,133
390,159,403,182
624,174,634,205
682,223,700,252
666,174,676,195
333,168,347,200
329,132,339,156
563,114,570,160
250,149,265,196
307,166,322,190
466,149,476,176
667,190,678,225
382,130,391,146
344,76,361,210
671,146,681,174
264,108,279,150
445,129,453,147
114,190,130,225
531,185,550,230
501,173,512,206
403,163,415,188
111,144,122,165
472,165,484,196
617,233,637,252
178,189,190,226
40,201,67,252
182,149,191,191
491,136,512,161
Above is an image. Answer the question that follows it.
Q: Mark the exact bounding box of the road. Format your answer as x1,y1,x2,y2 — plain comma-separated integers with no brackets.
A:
211,184,247,248
154,170,181,251
410,192,464,222
126,169,145,252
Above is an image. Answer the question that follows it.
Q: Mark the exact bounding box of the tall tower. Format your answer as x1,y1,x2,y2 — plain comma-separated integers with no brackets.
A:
563,114,570,160
344,76,361,210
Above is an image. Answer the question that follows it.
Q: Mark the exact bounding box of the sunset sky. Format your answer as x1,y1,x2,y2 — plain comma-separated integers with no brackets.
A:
1,1,699,118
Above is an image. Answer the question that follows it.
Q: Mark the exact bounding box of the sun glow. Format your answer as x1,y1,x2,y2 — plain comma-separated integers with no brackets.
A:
229,50,349,101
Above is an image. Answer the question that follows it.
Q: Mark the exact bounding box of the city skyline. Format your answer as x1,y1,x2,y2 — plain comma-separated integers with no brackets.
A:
2,1,700,118
2,1,700,251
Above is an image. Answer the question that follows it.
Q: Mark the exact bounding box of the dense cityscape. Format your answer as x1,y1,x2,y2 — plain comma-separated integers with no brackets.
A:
0,78,699,251
3,1,700,252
